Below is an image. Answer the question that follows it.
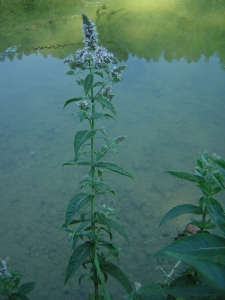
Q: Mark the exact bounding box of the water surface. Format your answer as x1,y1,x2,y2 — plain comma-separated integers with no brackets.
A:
0,0,225,299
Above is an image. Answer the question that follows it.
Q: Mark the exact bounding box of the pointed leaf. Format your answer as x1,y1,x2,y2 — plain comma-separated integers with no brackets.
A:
165,171,205,183
8,294,29,300
91,113,115,120
163,251,225,295
210,155,225,172
159,204,202,226
134,283,165,300
17,282,36,295
96,96,116,114
93,182,115,195
74,130,96,160
63,97,83,108
211,186,222,195
84,74,93,95
63,160,75,166
212,173,225,189
64,193,94,227
92,81,103,88
75,160,91,166
154,234,225,258
202,150,210,164
101,261,132,293
94,71,104,78
205,198,225,233
65,242,94,284
97,217,129,243
95,162,133,179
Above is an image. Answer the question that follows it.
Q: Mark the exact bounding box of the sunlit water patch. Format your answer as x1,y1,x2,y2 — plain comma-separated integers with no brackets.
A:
0,0,225,299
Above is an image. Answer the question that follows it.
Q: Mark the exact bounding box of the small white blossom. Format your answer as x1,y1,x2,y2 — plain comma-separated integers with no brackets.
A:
0,258,11,279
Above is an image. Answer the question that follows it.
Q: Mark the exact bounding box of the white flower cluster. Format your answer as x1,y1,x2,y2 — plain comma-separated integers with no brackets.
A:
0,258,11,279
77,100,91,111
65,14,126,77
73,45,118,70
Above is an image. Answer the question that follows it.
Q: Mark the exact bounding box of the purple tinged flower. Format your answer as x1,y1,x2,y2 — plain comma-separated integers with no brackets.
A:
82,14,98,51
113,135,127,144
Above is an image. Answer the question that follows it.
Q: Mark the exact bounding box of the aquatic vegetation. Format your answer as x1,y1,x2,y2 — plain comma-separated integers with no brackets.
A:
62,14,133,299
0,257,36,299
62,13,225,300
125,151,225,299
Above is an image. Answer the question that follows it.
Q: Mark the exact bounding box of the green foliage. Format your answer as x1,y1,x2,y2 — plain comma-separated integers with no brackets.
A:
0,258,36,300
64,242,95,284
62,14,132,300
126,151,225,300
159,204,202,227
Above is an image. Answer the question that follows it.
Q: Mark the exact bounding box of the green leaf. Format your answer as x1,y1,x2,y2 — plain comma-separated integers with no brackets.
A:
162,251,225,296
101,261,132,293
92,81,103,88
74,130,96,161
169,274,196,287
159,204,202,227
64,193,94,227
211,186,222,195
134,284,165,300
165,171,205,183
17,282,36,295
202,150,210,164
75,160,91,166
210,155,225,172
91,113,115,120
205,198,225,233
154,234,225,258
84,74,93,95
97,217,129,243
96,96,116,115
94,71,104,78
166,285,220,299
196,184,210,195
93,182,115,195
195,158,204,170
8,294,29,300
212,173,225,189
63,97,83,108
95,162,133,179
189,219,216,230
64,241,94,284
63,160,75,166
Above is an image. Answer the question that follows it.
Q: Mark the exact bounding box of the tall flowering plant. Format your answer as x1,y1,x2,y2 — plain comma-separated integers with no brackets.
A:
62,14,133,299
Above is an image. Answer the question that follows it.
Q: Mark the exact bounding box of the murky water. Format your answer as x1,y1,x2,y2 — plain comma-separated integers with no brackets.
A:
0,0,225,299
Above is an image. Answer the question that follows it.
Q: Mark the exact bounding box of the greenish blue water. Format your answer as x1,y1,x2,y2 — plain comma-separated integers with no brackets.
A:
0,0,225,299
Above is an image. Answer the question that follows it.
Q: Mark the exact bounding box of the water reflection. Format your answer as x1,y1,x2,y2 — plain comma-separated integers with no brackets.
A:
0,0,225,68
0,1,225,300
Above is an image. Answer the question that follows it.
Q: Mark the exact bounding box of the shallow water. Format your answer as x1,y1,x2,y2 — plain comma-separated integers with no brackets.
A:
0,0,225,299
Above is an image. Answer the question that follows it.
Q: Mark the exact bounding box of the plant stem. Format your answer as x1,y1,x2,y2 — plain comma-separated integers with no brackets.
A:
164,260,182,284
94,251,112,300
90,82,99,298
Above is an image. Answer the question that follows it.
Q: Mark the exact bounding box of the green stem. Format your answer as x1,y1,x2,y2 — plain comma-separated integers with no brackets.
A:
94,251,112,300
164,260,182,285
201,195,209,232
89,68,111,299
90,80,99,299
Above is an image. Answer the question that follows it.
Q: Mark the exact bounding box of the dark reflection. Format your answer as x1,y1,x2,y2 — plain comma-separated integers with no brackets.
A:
0,0,225,69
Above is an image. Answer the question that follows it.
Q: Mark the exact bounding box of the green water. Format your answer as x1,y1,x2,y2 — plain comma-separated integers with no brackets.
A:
0,0,225,299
